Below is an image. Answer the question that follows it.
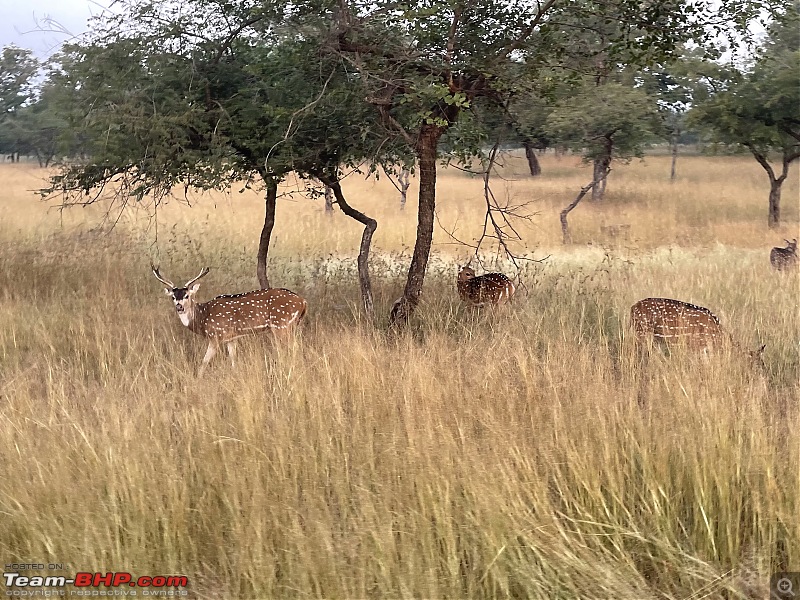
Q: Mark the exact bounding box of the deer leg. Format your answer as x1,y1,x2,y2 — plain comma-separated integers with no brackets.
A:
198,341,218,377
226,342,237,367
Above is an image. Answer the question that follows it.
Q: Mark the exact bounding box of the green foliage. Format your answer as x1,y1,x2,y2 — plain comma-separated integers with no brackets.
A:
0,46,39,117
546,82,661,162
28,0,781,206
634,48,719,144
689,1,800,156
494,0,762,164
0,46,41,157
43,0,409,205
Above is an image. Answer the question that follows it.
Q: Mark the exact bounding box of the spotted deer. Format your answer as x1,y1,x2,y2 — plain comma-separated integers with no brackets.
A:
630,297,764,361
457,266,516,307
152,265,307,375
770,238,797,271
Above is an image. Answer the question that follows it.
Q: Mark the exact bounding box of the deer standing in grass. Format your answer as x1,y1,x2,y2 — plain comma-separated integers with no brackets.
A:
770,238,797,271
152,265,307,375
457,266,516,307
630,297,764,360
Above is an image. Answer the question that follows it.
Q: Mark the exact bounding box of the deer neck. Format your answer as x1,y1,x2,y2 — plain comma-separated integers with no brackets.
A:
179,300,208,335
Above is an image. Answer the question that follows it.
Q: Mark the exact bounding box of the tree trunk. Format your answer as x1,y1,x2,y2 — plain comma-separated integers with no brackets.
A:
591,156,610,201
317,173,377,317
256,174,278,289
522,139,542,177
561,170,609,244
747,144,793,229
384,166,412,209
398,168,410,210
324,184,334,214
389,124,442,327
768,179,782,229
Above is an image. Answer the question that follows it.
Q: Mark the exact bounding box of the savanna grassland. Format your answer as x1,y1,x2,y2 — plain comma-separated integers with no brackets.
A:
0,153,798,599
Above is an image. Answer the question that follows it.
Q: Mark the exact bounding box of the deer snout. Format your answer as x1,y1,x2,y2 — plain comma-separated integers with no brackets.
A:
175,304,185,313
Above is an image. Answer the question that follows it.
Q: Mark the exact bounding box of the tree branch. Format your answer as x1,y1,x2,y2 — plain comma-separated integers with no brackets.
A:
779,124,800,144
315,170,378,317
560,169,610,245
744,142,776,182
497,0,560,59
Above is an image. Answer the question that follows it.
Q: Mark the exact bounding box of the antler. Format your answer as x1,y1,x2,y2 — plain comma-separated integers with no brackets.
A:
151,264,174,288
184,267,211,288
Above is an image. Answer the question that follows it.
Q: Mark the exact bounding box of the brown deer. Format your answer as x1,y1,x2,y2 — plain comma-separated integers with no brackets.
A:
770,238,798,271
152,265,307,375
457,266,516,307
630,297,764,360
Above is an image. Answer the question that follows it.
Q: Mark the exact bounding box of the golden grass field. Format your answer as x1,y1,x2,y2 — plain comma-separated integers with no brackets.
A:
0,153,798,599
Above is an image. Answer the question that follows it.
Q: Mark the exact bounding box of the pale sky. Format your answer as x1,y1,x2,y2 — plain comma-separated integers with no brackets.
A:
0,0,109,58
1,0,765,64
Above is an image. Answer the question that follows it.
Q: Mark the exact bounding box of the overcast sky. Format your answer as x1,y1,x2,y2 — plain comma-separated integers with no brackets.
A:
0,0,110,58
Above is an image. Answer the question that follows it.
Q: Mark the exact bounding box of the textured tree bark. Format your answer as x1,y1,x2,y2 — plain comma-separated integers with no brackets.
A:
256,174,278,289
768,179,782,229
398,168,411,210
389,124,442,327
318,173,377,317
324,184,334,214
522,139,542,176
747,144,793,229
591,136,613,201
591,156,610,201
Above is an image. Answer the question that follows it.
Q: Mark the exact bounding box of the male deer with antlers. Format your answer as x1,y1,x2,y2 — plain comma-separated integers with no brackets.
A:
152,265,307,375
630,297,764,360
457,265,516,307
770,238,798,271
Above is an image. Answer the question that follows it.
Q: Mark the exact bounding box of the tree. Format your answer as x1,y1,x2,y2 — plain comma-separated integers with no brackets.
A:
326,0,730,325
637,48,730,180
42,3,399,313
640,61,692,181
690,3,800,228
0,46,40,161
547,81,660,242
547,81,660,184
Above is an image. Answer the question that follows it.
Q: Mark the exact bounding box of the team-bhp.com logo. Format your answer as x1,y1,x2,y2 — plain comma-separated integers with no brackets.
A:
4,569,189,597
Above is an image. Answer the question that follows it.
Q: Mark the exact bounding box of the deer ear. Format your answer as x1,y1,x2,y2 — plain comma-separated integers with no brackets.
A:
188,283,201,296
163,287,172,296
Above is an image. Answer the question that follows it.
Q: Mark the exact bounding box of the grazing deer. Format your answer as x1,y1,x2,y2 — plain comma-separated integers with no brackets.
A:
770,238,798,271
152,265,307,375
630,297,764,361
457,266,516,307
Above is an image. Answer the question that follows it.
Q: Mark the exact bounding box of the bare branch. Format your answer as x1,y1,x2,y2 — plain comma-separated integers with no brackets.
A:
560,169,610,245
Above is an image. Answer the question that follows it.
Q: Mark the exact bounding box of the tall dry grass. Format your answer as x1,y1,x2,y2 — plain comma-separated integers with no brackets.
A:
0,154,798,599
